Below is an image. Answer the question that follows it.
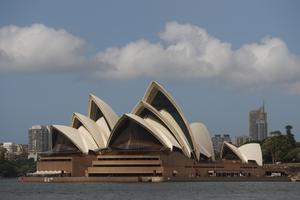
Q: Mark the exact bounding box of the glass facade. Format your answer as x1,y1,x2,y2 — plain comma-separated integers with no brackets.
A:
90,101,103,121
110,118,163,151
72,118,83,129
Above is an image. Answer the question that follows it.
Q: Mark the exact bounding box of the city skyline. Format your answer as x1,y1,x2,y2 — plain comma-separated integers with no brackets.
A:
0,1,299,143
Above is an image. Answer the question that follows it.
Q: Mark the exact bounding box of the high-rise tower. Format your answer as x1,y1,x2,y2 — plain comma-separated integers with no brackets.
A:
249,103,268,141
28,125,52,160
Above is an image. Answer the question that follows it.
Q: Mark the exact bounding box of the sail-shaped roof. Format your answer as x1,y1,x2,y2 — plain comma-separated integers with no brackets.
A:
221,141,263,166
143,81,195,158
45,81,216,163
239,143,263,166
190,122,215,160
132,101,190,156
108,113,177,151
143,116,181,150
71,112,108,148
88,94,119,131
52,125,96,154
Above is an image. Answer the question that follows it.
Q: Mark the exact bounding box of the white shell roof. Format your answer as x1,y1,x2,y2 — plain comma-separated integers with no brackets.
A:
143,82,195,158
221,141,263,166
77,126,98,151
131,101,191,157
190,122,215,161
52,125,95,154
71,112,108,148
239,143,263,166
88,94,119,130
144,116,181,150
159,109,192,157
95,117,110,139
47,81,216,162
108,113,175,150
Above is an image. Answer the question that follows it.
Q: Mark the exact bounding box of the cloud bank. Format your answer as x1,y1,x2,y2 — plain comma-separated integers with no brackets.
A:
0,24,86,72
1,22,300,92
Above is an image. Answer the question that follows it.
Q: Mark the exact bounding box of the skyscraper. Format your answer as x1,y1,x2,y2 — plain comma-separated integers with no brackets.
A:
28,125,52,160
249,104,268,141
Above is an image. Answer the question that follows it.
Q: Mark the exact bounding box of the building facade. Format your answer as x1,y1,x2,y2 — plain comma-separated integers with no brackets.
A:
234,136,252,146
1,142,28,160
2,142,17,160
249,104,268,141
269,131,282,137
28,125,52,161
211,134,231,155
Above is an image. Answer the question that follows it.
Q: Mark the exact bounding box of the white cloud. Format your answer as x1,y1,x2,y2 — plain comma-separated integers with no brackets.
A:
1,22,300,93
0,24,86,72
94,22,233,79
95,21,300,89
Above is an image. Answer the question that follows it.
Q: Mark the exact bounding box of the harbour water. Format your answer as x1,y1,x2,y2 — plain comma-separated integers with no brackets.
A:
1,179,299,200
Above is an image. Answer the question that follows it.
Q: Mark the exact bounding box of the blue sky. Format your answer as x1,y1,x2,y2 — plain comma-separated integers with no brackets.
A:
0,0,300,143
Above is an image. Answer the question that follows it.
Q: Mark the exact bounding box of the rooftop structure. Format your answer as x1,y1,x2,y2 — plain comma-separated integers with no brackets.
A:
221,141,263,166
48,81,215,161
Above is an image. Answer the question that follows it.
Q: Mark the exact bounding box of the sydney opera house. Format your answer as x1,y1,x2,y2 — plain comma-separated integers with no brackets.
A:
28,82,266,182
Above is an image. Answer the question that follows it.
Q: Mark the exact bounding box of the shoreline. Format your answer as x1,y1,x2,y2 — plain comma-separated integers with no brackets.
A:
18,176,291,183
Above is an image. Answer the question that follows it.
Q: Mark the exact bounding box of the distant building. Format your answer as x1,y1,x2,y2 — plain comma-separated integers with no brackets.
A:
269,131,282,137
234,136,252,146
211,134,231,155
15,144,29,158
28,125,52,161
1,142,29,160
249,104,268,141
2,142,16,153
2,142,17,160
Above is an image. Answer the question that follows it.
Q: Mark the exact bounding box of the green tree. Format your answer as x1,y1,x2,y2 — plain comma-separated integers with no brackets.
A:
283,148,300,162
261,135,293,163
0,158,36,177
0,160,17,177
285,125,296,147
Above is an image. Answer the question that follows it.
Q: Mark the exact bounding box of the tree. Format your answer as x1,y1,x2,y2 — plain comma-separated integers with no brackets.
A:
261,135,293,163
0,160,17,177
0,157,36,177
285,125,296,147
285,125,293,134
283,148,300,162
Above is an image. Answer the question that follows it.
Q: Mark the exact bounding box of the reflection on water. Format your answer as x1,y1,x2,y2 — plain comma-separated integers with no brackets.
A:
0,179,300,200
